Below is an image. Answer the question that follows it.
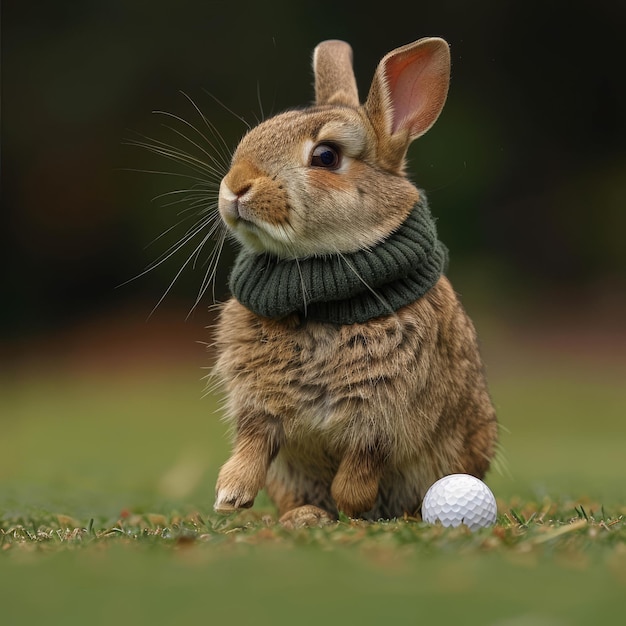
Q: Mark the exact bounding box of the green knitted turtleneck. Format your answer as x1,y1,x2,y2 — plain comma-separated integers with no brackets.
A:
229,195,448,325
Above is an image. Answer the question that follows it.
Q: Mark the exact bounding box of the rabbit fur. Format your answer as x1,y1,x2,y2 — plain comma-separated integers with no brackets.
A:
212,38,497,526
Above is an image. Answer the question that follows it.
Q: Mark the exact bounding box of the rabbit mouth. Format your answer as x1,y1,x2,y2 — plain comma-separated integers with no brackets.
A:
218,179,300,257
219,192,266,242
218,180,248,225
219,198,292,258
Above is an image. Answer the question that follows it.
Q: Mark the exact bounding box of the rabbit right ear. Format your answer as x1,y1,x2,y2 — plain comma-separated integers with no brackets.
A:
364,38,450,170
313,40,360,107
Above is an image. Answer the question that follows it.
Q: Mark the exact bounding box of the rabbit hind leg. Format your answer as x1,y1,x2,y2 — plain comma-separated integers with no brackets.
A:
266,453,338,525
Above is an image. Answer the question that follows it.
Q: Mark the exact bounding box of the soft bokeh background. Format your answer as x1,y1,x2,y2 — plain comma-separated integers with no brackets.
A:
4,0,626,498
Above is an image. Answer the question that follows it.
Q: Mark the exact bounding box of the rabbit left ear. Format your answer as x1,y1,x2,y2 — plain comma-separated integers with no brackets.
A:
365,38,450,142
313,40,360,107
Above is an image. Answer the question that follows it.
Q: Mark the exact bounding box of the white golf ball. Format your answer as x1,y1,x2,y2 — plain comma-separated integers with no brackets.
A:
421,474,497,531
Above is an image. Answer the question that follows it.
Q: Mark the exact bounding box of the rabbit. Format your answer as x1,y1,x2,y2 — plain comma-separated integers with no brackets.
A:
212,37,498,527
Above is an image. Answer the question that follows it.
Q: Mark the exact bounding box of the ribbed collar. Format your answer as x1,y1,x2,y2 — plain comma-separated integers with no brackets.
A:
229,195,448,324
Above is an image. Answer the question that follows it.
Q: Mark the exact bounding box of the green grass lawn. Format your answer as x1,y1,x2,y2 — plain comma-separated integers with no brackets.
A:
1,340,625,625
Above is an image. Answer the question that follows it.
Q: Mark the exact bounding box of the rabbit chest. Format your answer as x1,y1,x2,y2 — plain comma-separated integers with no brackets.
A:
214,291,449,458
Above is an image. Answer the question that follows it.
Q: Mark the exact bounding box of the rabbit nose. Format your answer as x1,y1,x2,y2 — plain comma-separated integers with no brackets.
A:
233,182,252,198
225,160,262,197
220,160,265,223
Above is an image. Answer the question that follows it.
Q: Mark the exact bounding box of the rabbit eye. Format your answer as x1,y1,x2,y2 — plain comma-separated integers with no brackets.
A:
310,143,341,169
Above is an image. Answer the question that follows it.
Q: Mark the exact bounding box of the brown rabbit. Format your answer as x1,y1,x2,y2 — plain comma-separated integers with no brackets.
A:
212,38,497,527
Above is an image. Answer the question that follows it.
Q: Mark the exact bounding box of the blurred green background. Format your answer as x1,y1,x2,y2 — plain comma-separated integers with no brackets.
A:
3,0,626,513
2,2,626,623
4,0,626,511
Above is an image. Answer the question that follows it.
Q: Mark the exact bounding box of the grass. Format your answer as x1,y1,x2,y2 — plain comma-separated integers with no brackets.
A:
1,336,625,625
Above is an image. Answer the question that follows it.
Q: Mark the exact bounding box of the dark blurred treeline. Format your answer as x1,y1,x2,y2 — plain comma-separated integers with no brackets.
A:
3,1,625,339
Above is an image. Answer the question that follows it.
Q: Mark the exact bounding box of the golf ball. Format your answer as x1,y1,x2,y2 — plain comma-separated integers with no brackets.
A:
421,474,497,531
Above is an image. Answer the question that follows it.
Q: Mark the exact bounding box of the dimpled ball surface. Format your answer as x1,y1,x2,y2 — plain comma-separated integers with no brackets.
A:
421,474,497,531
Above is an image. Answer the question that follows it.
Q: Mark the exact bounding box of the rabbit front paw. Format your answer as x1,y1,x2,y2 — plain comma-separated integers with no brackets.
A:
214,459,264,513
214,484,257,513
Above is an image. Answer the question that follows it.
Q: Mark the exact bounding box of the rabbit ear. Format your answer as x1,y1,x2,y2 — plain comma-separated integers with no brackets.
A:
365,38,450,147
313,40,360,107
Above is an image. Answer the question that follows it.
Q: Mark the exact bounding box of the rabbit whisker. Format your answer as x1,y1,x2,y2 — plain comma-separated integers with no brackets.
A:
188,227,228,317
120,166,212,185
151,114,230,176
125,133,223,181
178,91,234,171
292,255,308,317
201,88,252,132
124,209,218,289
125,92,238,312
333,249,396,319
158,191,215,211
256,80,265,124
151,186,212,203
149,214,224,319
151,198,220,251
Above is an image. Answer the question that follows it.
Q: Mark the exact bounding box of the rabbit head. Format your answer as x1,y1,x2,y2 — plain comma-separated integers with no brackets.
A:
218,38,450,259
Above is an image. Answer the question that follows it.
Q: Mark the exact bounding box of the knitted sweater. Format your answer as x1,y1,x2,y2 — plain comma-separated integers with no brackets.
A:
229,195,448,325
